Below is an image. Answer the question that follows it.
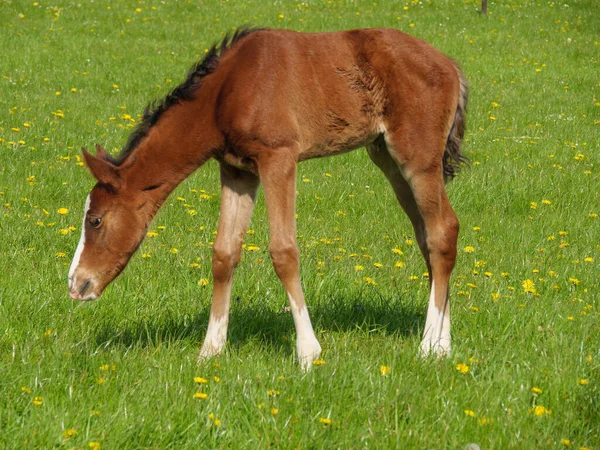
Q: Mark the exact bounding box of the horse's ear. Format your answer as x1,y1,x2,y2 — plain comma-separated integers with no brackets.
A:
95,144,110,161
82,147,121,190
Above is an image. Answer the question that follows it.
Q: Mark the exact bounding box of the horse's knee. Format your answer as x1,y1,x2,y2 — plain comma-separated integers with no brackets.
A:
212,244,241,282
428,213,459,265
269,243,299,281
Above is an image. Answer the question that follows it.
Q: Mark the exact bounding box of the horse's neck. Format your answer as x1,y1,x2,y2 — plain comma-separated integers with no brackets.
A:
121,101,221,198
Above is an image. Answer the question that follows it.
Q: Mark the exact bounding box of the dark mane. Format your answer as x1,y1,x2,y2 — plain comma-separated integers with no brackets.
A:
115,26,263,165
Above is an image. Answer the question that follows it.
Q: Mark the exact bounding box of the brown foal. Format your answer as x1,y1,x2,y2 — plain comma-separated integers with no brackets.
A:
68,27,468,369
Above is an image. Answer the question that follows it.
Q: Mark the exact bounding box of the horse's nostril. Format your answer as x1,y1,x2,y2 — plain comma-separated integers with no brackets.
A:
79,279,91,296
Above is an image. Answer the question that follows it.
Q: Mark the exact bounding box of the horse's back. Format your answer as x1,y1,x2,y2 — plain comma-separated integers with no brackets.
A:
213,28,461,160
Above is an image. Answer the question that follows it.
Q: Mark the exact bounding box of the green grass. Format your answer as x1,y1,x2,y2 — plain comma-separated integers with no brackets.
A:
1,0,599,448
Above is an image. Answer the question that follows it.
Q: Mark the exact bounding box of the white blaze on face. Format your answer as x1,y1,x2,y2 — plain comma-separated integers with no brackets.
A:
68,194,90,290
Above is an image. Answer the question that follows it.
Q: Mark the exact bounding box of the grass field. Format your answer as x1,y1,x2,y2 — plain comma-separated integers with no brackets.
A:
1,0,599,448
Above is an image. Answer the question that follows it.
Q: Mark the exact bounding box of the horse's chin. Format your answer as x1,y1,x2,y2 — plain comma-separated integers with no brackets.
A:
69,290,100,301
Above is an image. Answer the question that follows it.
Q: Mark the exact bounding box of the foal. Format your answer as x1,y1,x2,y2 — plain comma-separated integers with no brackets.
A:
68,27,468,369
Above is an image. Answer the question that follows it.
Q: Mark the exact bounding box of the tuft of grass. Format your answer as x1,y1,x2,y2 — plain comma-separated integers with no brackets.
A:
0,1,598,448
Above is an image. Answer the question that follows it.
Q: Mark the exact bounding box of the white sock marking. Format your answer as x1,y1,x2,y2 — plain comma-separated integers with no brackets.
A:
199,314,228,359
68,194,90,289
420,281,451,356
287,292,321,370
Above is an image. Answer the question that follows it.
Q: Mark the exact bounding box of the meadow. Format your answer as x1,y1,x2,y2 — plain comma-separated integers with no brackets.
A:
0,0,598,448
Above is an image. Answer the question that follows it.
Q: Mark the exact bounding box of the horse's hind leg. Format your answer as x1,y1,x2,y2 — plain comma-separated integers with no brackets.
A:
199,162,260,361
367,134,458,356
367,138,431,278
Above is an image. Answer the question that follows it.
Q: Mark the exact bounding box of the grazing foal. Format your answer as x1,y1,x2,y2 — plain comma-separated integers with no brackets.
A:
69,27,467,369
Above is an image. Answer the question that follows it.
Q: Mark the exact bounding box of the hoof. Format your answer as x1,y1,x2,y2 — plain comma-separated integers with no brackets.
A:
419,338,451,358
197,344,224,363
297,338,322,371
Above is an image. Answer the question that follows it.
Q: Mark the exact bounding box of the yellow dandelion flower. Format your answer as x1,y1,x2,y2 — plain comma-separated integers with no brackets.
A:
146,231,158,237
57,207,69,215
354,265,364,271
63,429,77,438
578,379,589,385
33,396,43,406
374,262,383,268
198,279,209,286
464,246,475,253
267,389,280,397
245,244,260,251
170,248,178,254
21,386,32,394
394,261,406,268
456,363,469,374
560,439,571,447
313,359,326,366
319,417,333,425
464,409,476,417
194,377,209,384
193,392,208,400
89,442,101,450
522,279,536,293
363,277,377,285
392,247,403,254
532,405,551,416
271,408,279,416
531,387,542,394
379,365,391,376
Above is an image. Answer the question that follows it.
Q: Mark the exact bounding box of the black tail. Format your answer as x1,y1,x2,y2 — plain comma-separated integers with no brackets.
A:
443,61,469,181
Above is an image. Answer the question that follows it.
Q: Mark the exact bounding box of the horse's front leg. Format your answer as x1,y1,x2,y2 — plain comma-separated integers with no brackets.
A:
257,150,322,370
198,162,259,361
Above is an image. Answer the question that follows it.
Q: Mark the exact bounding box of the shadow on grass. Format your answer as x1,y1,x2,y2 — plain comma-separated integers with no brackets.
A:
93,291,425,354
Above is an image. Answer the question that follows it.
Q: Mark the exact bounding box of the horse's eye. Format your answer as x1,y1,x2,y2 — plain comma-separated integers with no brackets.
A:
89,216,103,228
